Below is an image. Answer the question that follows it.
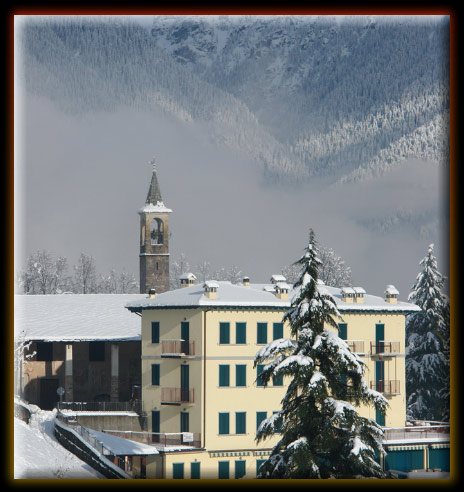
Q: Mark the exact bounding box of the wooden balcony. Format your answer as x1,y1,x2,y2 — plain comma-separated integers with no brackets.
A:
161,340,195,357
370,380,401,395
346,340,365,354
370,341,401,357
161,387,194,405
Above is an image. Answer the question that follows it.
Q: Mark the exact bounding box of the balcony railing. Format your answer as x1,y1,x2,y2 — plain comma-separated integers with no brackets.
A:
370,341,401,356
102,429,201,448
346,340,365,354
161,387,194,405
383,425,450,443
57,400,143,413
370,380,400,395
161,340,195,357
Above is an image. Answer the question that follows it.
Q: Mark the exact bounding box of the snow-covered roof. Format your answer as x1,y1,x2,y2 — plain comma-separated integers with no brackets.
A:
125,281,420,313
15,294,145,342
270,274,286,283
275,282,290,290
179,272,197,280
203,281,219,289
85,428,159,456
341,287,355,295
353,287,366,294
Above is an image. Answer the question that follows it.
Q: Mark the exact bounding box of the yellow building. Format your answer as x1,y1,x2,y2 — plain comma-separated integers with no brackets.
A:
125,277,420,479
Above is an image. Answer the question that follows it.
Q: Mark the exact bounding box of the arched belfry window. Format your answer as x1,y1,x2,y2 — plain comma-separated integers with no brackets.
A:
150,218,164,245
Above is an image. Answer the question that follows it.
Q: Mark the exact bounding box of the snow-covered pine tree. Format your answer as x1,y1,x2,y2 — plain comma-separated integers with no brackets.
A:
406,243,449,421
254,229,389,478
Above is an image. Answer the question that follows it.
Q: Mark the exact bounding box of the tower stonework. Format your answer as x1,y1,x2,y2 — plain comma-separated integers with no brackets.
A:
139,161,172,294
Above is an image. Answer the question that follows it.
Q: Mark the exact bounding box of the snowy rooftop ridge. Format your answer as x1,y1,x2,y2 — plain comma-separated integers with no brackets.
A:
125,281,420,312
138,201,172,214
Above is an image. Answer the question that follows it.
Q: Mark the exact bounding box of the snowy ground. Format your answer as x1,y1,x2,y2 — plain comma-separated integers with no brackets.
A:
14,407,104,479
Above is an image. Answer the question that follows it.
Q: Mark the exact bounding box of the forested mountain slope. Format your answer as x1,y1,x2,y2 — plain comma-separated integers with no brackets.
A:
18,15,449,184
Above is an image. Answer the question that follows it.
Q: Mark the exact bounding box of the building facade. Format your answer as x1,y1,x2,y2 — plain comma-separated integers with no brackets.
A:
125,278,422,479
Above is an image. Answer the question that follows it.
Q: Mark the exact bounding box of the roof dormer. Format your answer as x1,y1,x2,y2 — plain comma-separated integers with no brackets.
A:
203,281,219,299
353,287,366,304
242,277,250,287
341,287,355,303
179,273,197,288
270,274,286,284
275,282,290,300
385,285,399,304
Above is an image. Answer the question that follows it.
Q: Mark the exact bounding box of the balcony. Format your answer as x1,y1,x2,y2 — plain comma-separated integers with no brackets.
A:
346,340,365,354
370,380,401,395
370,341,401,358
161,340,195,358
161,387,194,405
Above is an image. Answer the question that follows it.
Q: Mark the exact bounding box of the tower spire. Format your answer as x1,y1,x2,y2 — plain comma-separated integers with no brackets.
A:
145,157,164,205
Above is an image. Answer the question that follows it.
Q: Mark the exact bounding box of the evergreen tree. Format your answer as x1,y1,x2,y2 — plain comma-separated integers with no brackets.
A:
406,244,449,421
254,229,389,478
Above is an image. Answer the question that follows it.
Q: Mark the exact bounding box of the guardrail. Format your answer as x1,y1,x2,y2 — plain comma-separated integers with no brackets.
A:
102,429,201,448
57,400,143,413
161,387,194,404
370,380,400,395
370,341,401,355
346,340,365,353
161,340,195,357
383,425,450,443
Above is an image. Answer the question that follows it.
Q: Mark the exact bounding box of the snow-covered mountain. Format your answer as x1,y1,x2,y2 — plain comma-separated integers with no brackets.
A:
17,15,449,185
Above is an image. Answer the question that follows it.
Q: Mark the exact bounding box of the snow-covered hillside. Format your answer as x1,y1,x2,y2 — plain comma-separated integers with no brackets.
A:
14,405,104,479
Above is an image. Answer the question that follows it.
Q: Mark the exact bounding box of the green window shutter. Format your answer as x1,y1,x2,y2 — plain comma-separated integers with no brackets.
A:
256,411,267,431
338,323,347,340
172,463,184,479
375,408,385,426
257,323,267,344
220,322,230,344
257,365,265,386
236,412,246,434
256,460,267,476
152,410,160,433
236,365,246,387
151,364,160,386
219,365,230,387
180,412,189,433
219,413,229,435
236,322,246,344
190,462,200,479
272,373,283,386
273,322,283,340
376,323,385,353
151,321,160,343
218,461,229,479
235,460,246,479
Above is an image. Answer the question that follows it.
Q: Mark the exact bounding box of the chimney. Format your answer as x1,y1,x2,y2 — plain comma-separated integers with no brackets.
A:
179,273,197,288
341,287,355,303
203,281,219,299
353,287,366,304
275,282,289,300
385,285,399,304
148,288,156,299
242,277,250,287
271,274,286,284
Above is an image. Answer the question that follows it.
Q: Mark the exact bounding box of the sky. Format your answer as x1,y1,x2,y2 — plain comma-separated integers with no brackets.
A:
14,15,450,300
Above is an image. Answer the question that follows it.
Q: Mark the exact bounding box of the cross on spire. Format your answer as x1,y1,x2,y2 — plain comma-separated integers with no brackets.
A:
149,157,157,173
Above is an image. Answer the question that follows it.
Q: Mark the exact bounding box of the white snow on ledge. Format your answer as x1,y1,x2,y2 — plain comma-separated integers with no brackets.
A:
138,201,172,213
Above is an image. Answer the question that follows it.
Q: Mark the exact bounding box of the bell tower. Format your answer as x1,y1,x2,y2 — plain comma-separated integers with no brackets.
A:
139,158,172,294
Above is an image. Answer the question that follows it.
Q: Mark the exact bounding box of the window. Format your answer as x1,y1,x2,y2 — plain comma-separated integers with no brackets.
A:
219,365,230,387
272,373,283,386
236,322,246,344
36,342,53,361
89,341,105,362
235,460,246,479
218,461,229,479
172,463,184,479
236,412,246,434
152,410,160,433
219,413,229,435
338,323,347,340
180,412,189,432
219,322,230,344
150,218,164,245
190,462,200,479
257,323,267,344
256,460,267,476
151,321,160,343
256,411,267,431
273,322,283,340
151,364,160,386
256,364,265,387
235,365,246,387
